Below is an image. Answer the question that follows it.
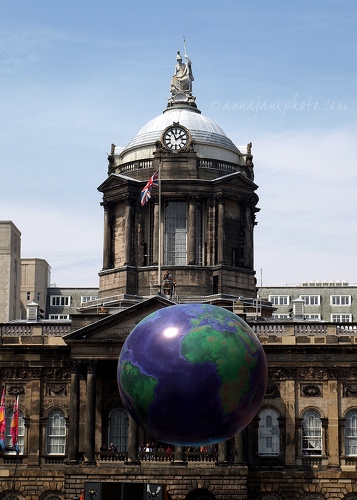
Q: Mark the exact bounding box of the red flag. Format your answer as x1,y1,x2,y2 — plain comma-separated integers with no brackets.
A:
140,170,159,206
11,396,19,450
0,387,5,451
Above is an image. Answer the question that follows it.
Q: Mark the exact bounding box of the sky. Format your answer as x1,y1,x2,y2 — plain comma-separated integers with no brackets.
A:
0,0,356,288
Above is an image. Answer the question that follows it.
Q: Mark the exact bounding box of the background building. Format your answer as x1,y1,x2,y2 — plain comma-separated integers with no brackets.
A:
259,282,356,322
0,221,21,322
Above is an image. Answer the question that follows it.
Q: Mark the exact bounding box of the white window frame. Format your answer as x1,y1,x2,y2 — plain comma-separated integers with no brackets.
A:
272,314,290,319
49,314,70,320
46,408,66,455
258,408,280,456
301,408,322,455
269,295,290,306
80,296,98,305
304,314,321,320
345,409,357,456
330,295,351,306
50,296,71,307
108,408,129,452
331,313,352,323
300,295,320,306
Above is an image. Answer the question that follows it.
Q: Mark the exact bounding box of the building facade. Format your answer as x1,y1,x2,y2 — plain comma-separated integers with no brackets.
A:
259,282,357,322
2,51,357,500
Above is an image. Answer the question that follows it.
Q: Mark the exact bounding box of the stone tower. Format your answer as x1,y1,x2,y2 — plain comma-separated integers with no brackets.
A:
98,51,259,300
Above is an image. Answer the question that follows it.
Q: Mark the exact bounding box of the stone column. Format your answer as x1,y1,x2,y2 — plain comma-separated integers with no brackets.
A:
232,432,245,464
124,200,132,265
322,417,328,458
68,361,80,463
84,360,97,464
126,415,139,465
187,198,197,265
244,204,253,268
206,197,214,266
102,202,112,270
173,445,185,465
217,195,225,264
153,200,159,266
217,440,228,465
339,418,346,458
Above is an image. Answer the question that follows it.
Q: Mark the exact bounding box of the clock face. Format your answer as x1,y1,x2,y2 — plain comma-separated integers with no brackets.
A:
163,126,189,151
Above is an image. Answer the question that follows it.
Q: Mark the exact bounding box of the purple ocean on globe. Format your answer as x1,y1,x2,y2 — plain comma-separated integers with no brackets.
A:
117,303,267,446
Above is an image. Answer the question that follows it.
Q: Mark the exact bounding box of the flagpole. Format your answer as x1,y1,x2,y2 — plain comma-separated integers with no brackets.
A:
158,162,162,294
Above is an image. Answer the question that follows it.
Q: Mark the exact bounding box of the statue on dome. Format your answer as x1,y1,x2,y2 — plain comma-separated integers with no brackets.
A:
170,50,194,97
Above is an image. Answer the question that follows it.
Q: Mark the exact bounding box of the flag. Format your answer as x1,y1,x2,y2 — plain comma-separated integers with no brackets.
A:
11,396,19,451
140,170,159,206
0,387,5,452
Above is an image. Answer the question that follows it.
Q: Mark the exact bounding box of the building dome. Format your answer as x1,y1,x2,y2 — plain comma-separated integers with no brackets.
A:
118,106,243,164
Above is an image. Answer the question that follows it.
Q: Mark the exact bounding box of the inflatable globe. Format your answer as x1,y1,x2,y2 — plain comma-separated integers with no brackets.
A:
117,303,267,446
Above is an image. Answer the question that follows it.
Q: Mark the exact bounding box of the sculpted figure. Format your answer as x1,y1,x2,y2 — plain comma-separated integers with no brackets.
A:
170,51,194,96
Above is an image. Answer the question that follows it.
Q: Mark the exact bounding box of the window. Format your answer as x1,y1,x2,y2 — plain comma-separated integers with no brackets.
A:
301,295,320,306
331,314,352,323
269,295,290,306
5,408,25,453
330,295,351,306
46,409,66,454
108,408,129,452
26,292,31,301
50,296,71,307
345,410,357,456
258,408,280,456
164,200,187,266
272,314,289,319
37,293,40,302
80,296,98,305
49,314,70,320
301,409,322,455
305,314,321,320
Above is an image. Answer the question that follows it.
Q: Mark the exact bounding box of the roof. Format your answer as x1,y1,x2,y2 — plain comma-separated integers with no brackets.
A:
119,107,240,155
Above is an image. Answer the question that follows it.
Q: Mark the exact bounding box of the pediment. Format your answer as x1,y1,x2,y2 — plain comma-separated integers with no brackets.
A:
212,171,258,190
63,295,175,344
97,173,141,193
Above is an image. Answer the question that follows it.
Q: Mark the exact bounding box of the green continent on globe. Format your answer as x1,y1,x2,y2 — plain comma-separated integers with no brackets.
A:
181,323,258,414
120,361,158,421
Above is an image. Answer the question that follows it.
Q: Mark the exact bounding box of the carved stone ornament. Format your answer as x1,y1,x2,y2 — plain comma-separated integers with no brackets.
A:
8,385,25,396
344,385,357,397
299,367,326,380
265,385,280,398
268,367,297,380
301,384,322,397
43,367,71,379
47,383,68,396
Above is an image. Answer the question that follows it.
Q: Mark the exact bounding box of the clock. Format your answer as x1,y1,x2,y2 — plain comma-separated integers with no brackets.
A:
162,126,189,151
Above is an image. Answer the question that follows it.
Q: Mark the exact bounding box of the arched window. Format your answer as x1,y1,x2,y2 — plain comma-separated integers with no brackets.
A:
345,409,357,456
301,408,322,455
46,408,66,455
5,407,25,453
108,408,128,452
258,408,279,456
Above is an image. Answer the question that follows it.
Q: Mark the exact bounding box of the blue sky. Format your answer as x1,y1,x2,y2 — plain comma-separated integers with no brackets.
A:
1,0,356,287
